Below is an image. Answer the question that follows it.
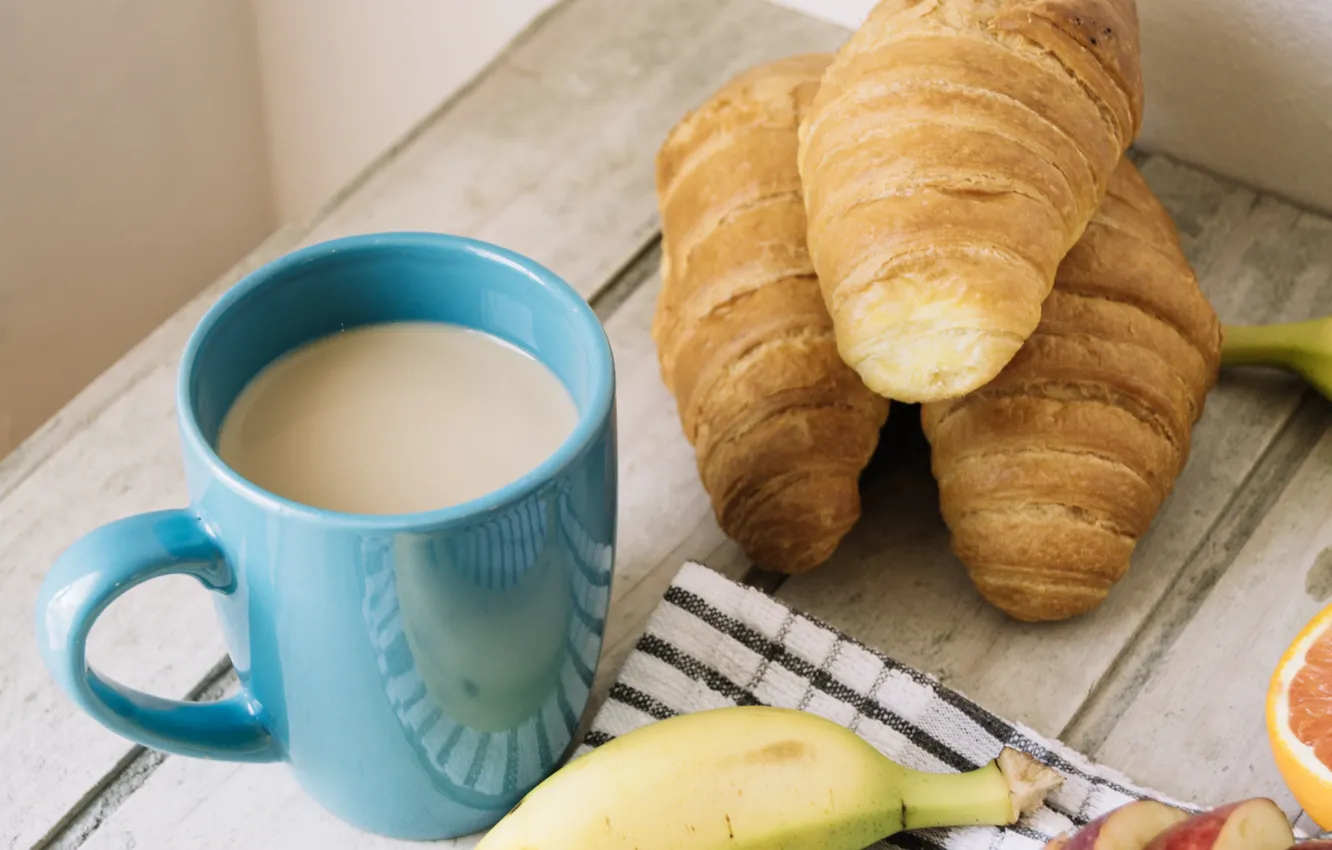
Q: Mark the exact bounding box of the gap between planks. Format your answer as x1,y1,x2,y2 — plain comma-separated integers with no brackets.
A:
32,659,236,850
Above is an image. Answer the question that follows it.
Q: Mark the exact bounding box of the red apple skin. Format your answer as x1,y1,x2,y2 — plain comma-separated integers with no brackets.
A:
1143,799,1295,850
1047,800,1190,850
1141,803,1233,850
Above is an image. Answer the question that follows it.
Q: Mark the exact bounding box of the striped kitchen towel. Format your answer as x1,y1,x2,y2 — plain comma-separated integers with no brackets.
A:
577,561,1201,850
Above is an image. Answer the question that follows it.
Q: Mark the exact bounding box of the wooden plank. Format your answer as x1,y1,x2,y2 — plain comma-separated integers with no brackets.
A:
772,152,1332,750
1086,410,1332,813
79,759,478,850
1,0,848,845
77,273,754,849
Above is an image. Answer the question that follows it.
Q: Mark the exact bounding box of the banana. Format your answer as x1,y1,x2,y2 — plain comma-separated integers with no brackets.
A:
477,705,1062,850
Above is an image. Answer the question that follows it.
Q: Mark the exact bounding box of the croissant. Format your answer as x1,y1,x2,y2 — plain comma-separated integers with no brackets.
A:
798,0,1144,402
653,55,890,574
921,159,1222,621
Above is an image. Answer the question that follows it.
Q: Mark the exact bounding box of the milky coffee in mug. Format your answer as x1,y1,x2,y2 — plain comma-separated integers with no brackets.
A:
216,321,578,515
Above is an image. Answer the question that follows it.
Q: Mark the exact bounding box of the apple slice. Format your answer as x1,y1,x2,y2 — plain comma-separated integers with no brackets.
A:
1142,799,1294,850
1044,800,1190,850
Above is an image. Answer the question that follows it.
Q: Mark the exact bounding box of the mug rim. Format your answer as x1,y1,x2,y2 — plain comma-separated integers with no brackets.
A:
176,231,615,531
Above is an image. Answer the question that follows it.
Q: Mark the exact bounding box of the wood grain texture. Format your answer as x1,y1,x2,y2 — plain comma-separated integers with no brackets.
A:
79,760,479,850
1,1,847,845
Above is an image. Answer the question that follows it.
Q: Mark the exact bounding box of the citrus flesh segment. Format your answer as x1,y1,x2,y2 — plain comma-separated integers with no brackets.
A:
1290,623,1332,764
1268,605,1332,830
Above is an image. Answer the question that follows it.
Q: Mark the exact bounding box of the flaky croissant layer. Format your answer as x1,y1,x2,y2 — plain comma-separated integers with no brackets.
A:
798,0,1145,403
653,55,890,574
922,159,1222,621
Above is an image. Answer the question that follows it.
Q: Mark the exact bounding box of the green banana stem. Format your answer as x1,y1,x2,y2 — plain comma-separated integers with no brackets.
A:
1221,318,1332,401
899,761,1015,831
1221,320,1325,368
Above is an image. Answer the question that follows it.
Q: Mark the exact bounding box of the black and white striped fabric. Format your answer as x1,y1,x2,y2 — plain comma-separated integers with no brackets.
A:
576,562,1199,850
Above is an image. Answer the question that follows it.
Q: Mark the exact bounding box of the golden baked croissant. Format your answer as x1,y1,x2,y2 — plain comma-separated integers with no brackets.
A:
922,159,1222,621
798,0,1144,402
653,55,890,574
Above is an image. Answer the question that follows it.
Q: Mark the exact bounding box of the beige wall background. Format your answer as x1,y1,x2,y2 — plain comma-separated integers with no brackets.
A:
0,0,554,459
0,1,276,458
254,0,557,222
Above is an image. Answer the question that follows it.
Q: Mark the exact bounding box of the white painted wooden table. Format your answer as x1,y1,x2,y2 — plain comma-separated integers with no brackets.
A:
5,1,1331,847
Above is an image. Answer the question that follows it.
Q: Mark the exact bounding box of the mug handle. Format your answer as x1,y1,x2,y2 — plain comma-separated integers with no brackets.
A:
35,509,280,762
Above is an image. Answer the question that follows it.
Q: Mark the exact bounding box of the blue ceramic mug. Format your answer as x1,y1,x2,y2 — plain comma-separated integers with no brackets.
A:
34,233,617,839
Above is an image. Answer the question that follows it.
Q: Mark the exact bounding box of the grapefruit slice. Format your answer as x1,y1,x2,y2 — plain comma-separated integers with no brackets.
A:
1267,602,1332,829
